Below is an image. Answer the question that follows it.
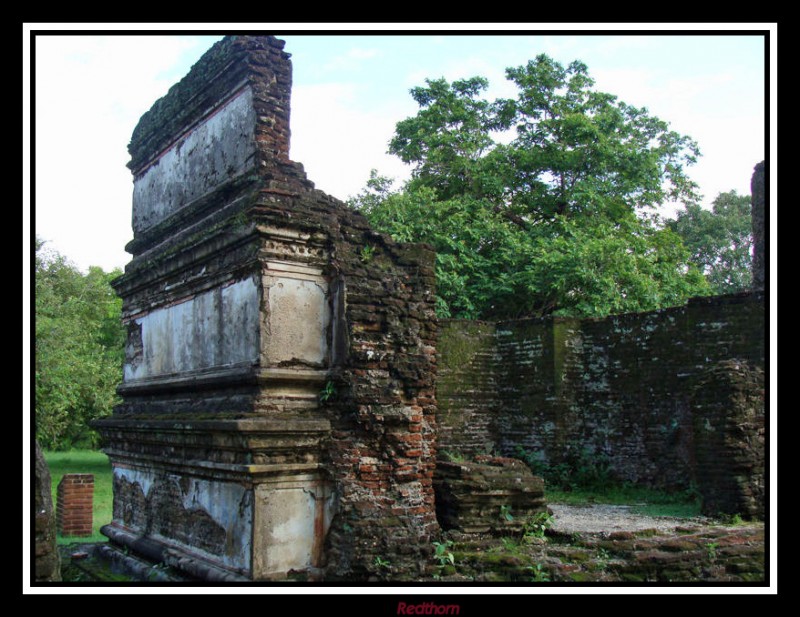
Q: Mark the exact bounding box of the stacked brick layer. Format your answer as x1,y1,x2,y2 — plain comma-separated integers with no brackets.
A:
434,457,547,534
57,474,94,537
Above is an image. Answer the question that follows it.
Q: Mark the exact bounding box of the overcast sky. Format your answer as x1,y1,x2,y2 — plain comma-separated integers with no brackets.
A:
25,25,774,273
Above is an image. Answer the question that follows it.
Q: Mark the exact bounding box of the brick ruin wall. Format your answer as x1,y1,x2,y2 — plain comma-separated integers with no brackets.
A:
751,161,766,291
313,202,440,579
438,292,765,517
96,36,438,581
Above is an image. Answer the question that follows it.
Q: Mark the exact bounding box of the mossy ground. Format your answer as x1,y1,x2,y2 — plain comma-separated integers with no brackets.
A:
423,522,764,583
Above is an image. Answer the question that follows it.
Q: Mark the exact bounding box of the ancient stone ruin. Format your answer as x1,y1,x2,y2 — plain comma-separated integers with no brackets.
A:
93,35,766,583
434,456,546,534
94,35,438,581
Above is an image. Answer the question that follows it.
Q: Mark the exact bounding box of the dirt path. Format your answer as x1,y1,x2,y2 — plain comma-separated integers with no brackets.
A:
548,504,711,534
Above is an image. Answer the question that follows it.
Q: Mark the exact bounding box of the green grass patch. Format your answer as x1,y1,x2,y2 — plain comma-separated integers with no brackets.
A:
630,502,701,518
44,449,113,543
547,484,701,518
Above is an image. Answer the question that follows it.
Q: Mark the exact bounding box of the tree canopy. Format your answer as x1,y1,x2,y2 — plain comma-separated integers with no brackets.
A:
668,190,753,294
35,239,124,449
353,54,710,319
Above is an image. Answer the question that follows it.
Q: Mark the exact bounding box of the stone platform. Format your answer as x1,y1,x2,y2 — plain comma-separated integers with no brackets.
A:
434,456,547,534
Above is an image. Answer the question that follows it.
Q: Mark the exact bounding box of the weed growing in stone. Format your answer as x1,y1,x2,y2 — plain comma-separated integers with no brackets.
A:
500,504,514,522
706,542,719,562
527,563,550,582
360,245,376,263
593,547,612,571
319,380,337,402
374,555,391,569
719,513,746,525
500,536,519,552
522,512,553,540
432,541,456,567
147,562,168,581
440,450,466,463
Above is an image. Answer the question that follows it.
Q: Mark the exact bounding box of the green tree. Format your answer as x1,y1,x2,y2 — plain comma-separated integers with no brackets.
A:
35,239,124,449
389,56,701,220
668,190,753,294
389,76,505,201
353,54,708,319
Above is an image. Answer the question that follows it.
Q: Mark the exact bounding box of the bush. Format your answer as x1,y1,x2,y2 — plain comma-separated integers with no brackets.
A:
35,239,124,450
515,446,613,491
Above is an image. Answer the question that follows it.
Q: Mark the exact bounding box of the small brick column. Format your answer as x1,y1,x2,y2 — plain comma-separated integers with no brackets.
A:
750,160,766,291
56,474,94,537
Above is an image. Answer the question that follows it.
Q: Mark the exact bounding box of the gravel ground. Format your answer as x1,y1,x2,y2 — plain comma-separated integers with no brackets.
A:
548,504,711,534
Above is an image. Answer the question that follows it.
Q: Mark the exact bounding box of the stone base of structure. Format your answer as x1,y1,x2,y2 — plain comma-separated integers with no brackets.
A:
95,416,334,580
434,457,547,534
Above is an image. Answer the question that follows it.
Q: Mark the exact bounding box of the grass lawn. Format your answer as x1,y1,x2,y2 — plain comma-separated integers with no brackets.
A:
44,449,113,544
547,484,702,518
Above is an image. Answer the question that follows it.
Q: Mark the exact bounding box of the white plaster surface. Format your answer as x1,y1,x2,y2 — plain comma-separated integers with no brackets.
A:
113,467,253,570
254,480,334,577
124,276,259,381
264,276,330,367
132,87,256,233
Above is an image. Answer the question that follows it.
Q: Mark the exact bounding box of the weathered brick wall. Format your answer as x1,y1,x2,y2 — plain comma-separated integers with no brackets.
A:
436,320,499,457
310,201,441,580
691,360,765,518
751,160,766,291
98,35,438,581
438,292,766,503
57,474,94,537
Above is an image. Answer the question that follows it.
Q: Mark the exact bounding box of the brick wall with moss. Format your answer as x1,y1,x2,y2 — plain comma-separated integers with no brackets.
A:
438,292,765,513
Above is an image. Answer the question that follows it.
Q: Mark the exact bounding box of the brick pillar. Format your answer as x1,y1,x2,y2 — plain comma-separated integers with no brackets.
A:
57,474,94,537
751,160,765,290
691,360,765,519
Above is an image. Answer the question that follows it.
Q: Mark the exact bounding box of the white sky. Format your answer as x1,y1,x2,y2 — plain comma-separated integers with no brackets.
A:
25,25,773,274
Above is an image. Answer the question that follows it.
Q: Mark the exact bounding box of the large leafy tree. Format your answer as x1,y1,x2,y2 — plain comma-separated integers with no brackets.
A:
354,54,708,319
668,190,753,294
35,239,124,449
